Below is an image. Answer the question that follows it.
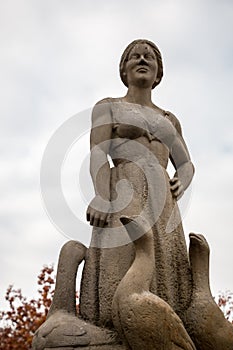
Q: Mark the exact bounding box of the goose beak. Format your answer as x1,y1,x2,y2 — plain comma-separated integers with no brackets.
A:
120,215,151,241
120,216,140,239
189,232,210,251
120,216,133,226
189,233,203,242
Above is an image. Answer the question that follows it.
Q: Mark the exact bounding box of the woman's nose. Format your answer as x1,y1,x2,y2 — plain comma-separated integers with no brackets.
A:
138,55,148,64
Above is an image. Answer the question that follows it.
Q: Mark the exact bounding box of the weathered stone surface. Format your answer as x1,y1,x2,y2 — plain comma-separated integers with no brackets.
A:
33,39,233,349
35,311,127,349
32,241,127,350
112,216,196,350
184,233,233,350
44,346,125,350
81,39,194,329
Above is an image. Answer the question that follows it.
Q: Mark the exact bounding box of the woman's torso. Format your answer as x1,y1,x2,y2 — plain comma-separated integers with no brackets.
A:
108,98,177,169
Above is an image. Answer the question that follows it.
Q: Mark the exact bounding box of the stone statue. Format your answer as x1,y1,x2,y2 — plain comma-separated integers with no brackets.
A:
32,39,233,350
184,233,233,349
81,39,194,328
112,216,196,350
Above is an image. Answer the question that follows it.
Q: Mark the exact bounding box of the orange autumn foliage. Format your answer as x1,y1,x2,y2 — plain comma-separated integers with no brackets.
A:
0,265,55,350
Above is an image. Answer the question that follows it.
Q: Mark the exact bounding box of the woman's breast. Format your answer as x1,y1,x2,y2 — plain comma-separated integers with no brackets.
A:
113,123,146,139
110,102,171,168
111,102,150,137
111,101,176,146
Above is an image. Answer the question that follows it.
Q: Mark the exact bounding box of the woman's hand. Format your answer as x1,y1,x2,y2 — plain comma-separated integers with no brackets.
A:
170,176,184,200
86,195,111,228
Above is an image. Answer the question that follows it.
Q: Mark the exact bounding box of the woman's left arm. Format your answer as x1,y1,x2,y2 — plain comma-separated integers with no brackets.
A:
167,112,195,199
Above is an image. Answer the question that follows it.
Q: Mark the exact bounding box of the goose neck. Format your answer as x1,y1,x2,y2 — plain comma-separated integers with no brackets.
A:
190,251,211,293
126,231,155,293
48,242,85,317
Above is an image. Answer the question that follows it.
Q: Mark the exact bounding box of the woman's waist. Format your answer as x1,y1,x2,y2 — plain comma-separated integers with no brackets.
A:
111,157,168,169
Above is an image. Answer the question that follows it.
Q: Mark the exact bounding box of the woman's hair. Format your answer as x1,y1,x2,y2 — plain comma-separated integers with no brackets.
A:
119,39,163,89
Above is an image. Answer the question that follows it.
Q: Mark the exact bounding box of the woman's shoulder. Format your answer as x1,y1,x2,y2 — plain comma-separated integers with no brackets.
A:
91,98,114,126
94,97,124,119
150,103,182,135
95,97,121,105
163,110,182,136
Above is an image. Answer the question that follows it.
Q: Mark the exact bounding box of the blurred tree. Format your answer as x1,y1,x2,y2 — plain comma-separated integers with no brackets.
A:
0,265,55,350
217,290,233,323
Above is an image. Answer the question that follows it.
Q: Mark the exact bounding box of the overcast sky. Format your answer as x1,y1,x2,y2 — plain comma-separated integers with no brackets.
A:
0,0,233,311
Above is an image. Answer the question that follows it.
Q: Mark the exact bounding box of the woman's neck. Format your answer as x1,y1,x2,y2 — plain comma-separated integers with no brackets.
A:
124,86,153,107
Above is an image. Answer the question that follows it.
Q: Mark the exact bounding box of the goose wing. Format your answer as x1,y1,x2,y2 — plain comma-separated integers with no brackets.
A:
115,293,196,350
32,311,90,350
168,308,196,350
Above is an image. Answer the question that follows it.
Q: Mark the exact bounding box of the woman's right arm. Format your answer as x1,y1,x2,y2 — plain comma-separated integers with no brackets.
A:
167,112,195,199
86,99,113,228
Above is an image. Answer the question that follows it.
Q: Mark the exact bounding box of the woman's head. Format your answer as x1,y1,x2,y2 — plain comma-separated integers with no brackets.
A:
119,39,163,89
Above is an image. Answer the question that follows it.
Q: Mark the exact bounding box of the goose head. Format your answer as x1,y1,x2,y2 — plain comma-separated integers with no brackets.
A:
189,233,210,291
120,215,154,257
189,233,210,258
120,215,153,241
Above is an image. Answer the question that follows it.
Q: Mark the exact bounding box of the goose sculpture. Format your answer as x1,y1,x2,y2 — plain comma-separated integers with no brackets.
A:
184,233,233,350
112,216,196,350
32,240,126,350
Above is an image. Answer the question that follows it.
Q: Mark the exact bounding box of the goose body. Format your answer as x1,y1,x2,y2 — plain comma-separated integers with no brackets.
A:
112,216,196,350
32,240,126,350
185,233,233,350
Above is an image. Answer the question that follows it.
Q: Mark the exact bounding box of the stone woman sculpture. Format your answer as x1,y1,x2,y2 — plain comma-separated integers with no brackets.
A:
80,39,195,327
32,39,233,350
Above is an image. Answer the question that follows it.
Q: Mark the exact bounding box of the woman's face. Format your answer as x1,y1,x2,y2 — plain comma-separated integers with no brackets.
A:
124,43,159,89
